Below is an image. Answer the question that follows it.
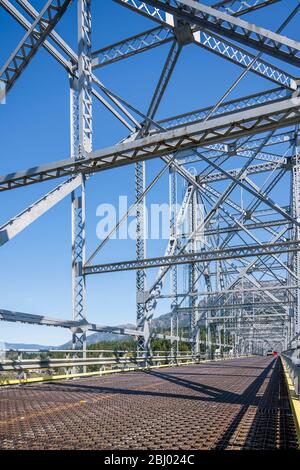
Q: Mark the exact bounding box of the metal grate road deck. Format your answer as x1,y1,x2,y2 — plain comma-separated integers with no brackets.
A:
0,357,297,450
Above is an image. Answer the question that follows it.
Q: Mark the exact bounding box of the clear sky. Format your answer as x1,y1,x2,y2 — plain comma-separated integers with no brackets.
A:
0,0,299,346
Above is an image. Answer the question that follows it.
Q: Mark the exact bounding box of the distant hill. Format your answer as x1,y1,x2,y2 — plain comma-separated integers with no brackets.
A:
59,313,190,348
151,311,190,330
59,324,137,349
2,342,54,350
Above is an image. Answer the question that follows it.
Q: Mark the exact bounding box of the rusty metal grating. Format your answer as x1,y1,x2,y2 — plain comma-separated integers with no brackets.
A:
0,357,297,450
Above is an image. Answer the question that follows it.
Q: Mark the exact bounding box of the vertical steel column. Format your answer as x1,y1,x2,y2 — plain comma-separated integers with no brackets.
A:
292,141,300,346
71,0,92,356
71,174,86,351
205,313,208,358
287,164,295,348
70,77,87,352
215,215,222,358
217,324,221,356
189,188,199,358
169,164,178,360
78,0,92,156
135,40,181,359
136,161,150,357
236,310,242,355
207,319,211,359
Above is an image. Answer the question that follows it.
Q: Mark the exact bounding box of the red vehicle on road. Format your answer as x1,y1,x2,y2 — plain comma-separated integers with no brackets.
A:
267,350,278,357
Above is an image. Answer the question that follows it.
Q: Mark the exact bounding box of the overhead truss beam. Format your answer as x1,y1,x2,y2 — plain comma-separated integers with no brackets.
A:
1,95,300,192
214,0,281,16
0,0,72,93
84,241,300,275
113,0,296,89
0,309,142,337
134,0,300,66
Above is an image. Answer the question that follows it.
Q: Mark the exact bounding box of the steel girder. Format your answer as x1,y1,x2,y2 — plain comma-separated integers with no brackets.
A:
70,0,93,355
156,88,292,131
1,0,299,355
169,165,178,357
139,184,193,315
182,302,288,312
1,0,140,132
198,161,288,184
1,95,300,192
92,26,174,69
0,176,81,246
135,161,149,355
94,25,295,89
158,284,294,299
182,148,284,166
206,315,288,321
290,147,300,343
0,0,72,93
134,38,183,356
214,0,281,16
0,309,142,337
113,0,295,89
84,240,300,275
197,131,295,160
189,188,199,355
130,0,300,66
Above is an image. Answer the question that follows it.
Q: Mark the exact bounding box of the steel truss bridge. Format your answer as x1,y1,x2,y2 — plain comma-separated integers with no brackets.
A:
1,0,300,363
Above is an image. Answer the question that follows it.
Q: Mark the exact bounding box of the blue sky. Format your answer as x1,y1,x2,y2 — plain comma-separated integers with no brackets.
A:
0,0,299,346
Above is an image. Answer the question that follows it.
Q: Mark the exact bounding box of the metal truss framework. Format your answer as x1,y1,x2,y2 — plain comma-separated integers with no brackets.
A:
1,0,300,359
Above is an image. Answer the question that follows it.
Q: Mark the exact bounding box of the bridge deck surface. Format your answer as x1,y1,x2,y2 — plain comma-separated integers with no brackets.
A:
0,356,297,450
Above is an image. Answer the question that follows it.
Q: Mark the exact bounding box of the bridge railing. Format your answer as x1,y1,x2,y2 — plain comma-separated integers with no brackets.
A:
281,348,300,397
0,349,195,378
0,348,251,381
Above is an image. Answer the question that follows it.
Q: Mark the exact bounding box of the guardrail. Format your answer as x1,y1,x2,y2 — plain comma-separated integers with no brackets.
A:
281,349,300,397
0,354,196,372
0,348,251,383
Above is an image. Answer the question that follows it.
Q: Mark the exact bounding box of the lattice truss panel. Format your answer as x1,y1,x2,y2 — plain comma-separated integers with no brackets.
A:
1,0,300,358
